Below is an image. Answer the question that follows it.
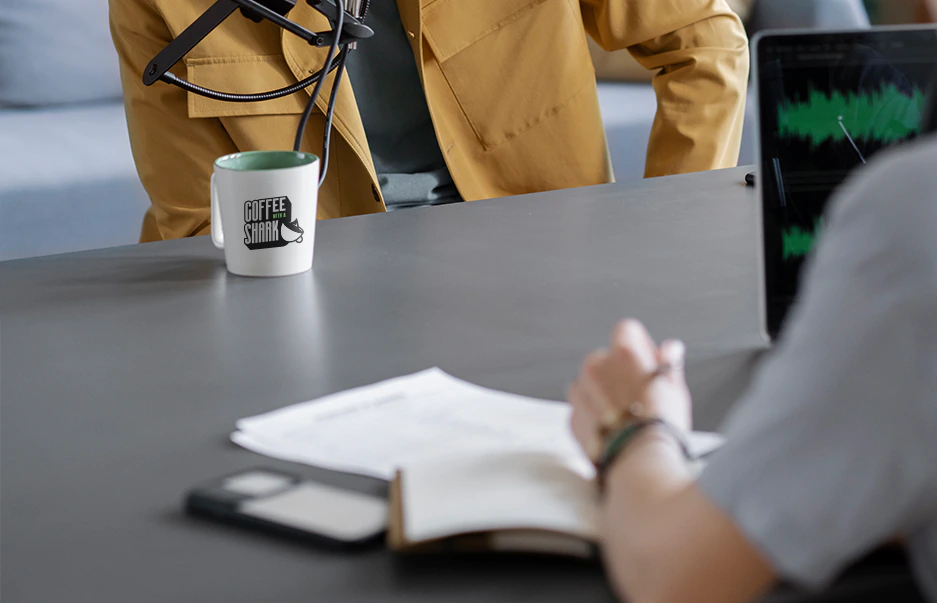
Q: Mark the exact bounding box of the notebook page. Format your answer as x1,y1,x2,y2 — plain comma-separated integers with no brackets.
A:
401,451,600,544
401,433,726,544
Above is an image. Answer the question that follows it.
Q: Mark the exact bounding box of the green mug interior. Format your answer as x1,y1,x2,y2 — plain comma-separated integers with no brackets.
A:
215,150,318,171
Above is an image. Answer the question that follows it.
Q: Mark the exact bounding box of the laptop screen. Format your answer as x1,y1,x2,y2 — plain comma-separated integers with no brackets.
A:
755,27,937,337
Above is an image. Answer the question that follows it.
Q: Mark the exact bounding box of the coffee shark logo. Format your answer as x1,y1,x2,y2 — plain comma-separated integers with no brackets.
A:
243,196,304,250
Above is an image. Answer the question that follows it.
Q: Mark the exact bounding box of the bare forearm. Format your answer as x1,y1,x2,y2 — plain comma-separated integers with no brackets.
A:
570,320,774,602
599,431,775,603
600,431,695,602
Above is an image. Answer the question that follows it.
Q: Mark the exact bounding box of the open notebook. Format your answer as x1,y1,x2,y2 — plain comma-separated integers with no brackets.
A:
229,367,724,556
388,434,723,558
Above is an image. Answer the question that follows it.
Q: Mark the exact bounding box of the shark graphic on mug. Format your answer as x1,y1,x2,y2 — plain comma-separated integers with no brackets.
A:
243,196,304,249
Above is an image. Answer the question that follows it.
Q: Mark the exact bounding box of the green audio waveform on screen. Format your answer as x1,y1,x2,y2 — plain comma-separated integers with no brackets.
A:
782,219,823,261
778,83,926,146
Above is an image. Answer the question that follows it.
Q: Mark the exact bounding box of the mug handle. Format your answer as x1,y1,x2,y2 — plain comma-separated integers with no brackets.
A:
210,172,224,250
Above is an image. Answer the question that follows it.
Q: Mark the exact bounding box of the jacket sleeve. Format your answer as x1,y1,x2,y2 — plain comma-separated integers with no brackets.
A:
110,0,237,242
580,0,750,177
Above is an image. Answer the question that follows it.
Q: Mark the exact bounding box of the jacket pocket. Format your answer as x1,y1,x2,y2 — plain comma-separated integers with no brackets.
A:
184,55,307,118
423,0,594,149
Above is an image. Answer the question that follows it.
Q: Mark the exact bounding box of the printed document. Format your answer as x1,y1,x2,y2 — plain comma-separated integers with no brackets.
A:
232,368,723,480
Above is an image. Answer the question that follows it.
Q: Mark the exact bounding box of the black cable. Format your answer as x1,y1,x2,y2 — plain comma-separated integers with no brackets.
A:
293,2,344,153
160,54,345,103
162,1,360,187
312,0,365,187
319,47,349,187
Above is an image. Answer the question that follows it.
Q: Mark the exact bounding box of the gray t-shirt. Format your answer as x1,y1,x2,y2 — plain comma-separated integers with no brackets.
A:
699,137,937,599
344,1,462,210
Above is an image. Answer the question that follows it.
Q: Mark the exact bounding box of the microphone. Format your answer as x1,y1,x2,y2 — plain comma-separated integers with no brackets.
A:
142,0,373,187
143,0,371,88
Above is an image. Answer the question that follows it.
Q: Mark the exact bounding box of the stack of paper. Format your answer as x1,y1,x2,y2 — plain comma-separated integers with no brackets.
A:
232,368,723,480
233,368,595,479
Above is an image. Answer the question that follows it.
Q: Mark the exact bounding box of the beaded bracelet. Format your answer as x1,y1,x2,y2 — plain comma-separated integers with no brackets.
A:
595,418,692,490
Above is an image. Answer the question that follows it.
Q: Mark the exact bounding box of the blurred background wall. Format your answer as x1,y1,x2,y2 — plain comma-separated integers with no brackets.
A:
863,0,937,24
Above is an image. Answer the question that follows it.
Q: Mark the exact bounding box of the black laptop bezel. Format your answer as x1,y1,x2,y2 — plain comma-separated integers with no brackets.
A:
753,26,937,340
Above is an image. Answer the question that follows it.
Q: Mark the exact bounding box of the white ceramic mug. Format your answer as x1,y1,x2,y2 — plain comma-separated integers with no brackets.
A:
211,151,319,277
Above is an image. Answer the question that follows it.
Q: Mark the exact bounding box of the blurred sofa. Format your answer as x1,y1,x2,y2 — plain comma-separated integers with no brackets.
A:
0,0,150,261
0,0,869,261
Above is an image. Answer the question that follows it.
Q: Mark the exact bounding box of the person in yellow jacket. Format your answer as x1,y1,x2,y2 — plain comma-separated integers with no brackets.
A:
110,0,750,242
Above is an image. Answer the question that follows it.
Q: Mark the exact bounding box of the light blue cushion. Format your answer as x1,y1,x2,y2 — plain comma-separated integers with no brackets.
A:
750,0,871,31
0,0,123,107
0,103,150,260
596,83,658,181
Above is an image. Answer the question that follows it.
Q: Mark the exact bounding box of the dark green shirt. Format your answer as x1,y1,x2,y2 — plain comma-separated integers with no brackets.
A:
344,1,462,210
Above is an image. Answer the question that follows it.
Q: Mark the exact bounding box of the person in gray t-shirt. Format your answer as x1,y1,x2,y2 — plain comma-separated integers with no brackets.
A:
567,136,937,602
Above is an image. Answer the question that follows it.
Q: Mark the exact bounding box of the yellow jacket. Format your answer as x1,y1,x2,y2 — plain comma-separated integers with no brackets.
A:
110,0,749,242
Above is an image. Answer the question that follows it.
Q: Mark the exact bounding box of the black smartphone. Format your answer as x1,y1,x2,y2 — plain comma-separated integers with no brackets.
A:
185,467,387,547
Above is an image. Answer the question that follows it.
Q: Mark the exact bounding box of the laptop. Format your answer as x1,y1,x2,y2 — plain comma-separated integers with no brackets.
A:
753,26,937,339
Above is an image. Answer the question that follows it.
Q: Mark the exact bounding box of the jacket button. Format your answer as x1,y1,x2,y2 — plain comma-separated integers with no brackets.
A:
371,184,381,203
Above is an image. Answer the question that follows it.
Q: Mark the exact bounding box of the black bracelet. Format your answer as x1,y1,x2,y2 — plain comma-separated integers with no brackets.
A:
595,418,692,490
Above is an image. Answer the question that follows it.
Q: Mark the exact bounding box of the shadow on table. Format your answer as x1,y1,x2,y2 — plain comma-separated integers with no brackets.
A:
50,256,224,286
762,548,925,603
390,552,616,601
391,547,924,603
0,255,229,312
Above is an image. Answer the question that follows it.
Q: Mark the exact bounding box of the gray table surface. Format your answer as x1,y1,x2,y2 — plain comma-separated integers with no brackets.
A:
1,167,772,603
